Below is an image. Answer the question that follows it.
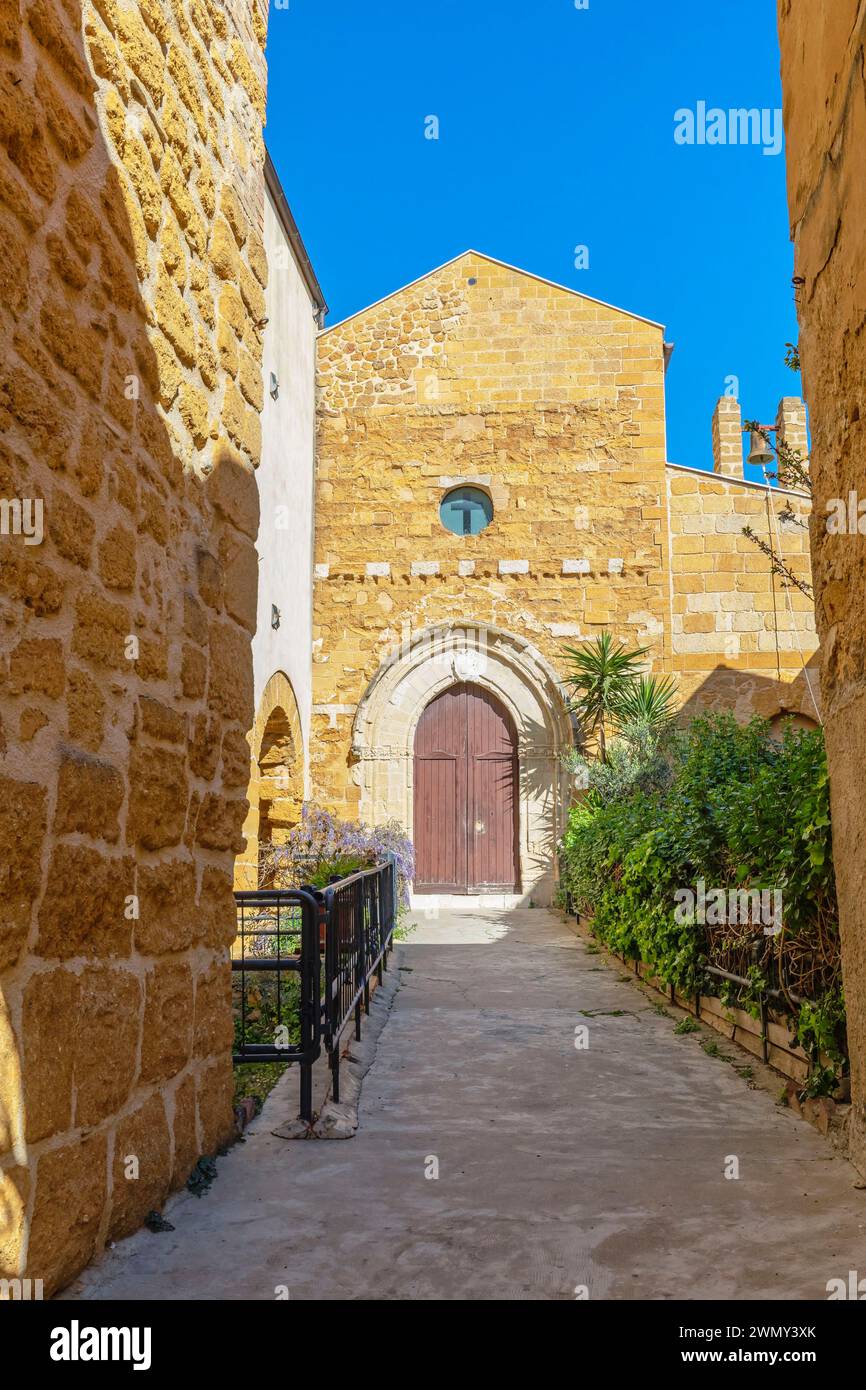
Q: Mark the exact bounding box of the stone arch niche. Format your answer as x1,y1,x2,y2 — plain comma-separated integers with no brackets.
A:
236,671,305,889
350,623,575,904
769,709,821,738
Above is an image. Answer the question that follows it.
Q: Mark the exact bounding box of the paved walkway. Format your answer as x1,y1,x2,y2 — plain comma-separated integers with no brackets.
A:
69,908,865,1301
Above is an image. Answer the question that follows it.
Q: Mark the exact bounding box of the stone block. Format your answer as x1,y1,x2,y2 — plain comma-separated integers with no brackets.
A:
22,968,78,1142
195,793,247,853
170,1073,199,1190
97,524,137,590
221,728,252,788
74,966,141,1128
8,638,65,699
196,1055,235,1154
207,619,254,725
193,960,233,1060
26,1132,107,1295
189,714,221,781
181,643,208,700
109,1094,172,1241
127,745,188,851
54,751,124,843
0,1167,29,1280
0,777,47,970
0,549,65,617
220,532,258,633
140,960,194,1085
72,588,130,669
154,264,196,364
135,861,196,955
195,867,237,950
184,593,208,646
66,668,105,752
36,845,135,960
138,696,186,745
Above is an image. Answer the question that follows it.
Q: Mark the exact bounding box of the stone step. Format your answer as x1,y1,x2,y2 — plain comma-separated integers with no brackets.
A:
410,892,524,912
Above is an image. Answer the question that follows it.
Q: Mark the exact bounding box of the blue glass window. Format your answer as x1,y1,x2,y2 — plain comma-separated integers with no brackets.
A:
439,486,493,537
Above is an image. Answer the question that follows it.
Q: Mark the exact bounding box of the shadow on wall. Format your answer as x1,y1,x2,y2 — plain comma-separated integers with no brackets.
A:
678,654,822,730
516,706,576,897
257,707,302,848
0,4,261,1295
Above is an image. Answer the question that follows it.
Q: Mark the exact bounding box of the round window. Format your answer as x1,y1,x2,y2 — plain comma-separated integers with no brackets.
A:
439,486,493,537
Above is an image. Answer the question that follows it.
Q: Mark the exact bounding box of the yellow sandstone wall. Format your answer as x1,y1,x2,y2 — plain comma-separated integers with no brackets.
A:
778,0,866,1172
312,252,818,834
0,0,269,1293
313,252,671,816
667,467,818,722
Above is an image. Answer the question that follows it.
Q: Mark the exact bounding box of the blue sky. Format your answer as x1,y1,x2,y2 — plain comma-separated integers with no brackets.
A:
265,0,799,478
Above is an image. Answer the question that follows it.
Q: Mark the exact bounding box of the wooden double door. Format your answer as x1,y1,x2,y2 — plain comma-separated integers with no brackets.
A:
413,683,519,894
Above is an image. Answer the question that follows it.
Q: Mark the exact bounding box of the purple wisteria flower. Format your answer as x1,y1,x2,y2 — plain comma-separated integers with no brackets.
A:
259,804,415,907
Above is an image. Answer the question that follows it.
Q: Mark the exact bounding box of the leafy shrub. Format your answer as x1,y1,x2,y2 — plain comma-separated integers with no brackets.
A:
560,714,846,1071
564,719,673,807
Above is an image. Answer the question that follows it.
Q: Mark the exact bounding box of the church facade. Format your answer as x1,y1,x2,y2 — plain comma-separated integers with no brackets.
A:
305,251,817,904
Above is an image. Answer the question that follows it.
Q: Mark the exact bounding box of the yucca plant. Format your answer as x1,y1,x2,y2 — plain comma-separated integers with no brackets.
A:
610,674,679,735
563,633,648,762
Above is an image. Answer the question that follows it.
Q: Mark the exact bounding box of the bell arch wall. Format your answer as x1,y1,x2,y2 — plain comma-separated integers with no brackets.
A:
348,624,574,904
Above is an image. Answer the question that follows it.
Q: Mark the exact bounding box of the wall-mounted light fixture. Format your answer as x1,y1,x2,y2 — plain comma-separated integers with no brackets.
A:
271,604,281,630
270,371,279,401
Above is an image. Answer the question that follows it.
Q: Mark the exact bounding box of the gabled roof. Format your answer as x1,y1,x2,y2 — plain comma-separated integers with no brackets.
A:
321,249,664,334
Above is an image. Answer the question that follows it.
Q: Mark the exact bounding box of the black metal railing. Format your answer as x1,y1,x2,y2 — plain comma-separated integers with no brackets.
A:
232,888,322,1120
232,859,397,1122
322,859,396,1103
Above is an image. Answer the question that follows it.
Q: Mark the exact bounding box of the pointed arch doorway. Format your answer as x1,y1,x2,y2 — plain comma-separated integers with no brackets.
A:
414,682,519,894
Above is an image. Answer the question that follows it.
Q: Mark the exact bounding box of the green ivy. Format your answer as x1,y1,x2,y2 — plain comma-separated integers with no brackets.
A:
560,714,846,1075
796,989,846,1069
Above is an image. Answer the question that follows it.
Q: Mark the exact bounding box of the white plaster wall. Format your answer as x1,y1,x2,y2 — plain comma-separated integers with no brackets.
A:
252,188,318,786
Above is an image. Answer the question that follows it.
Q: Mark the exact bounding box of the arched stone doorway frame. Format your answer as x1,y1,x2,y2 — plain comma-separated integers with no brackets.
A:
236,670,306,889
350,623,576,904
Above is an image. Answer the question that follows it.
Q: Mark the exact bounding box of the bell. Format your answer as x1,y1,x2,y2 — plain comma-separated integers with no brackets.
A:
748,429,775,467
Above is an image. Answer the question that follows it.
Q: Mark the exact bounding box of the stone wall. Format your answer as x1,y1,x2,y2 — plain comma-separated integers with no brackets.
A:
667,465,818,723
778,0,866,1172
0,0,269,1293
312,251,818,896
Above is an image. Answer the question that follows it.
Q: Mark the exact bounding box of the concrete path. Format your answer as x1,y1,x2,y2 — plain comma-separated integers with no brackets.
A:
68,908,866,1301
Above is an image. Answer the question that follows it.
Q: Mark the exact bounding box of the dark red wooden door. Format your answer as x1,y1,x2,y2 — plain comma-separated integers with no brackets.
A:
414,683,518,893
